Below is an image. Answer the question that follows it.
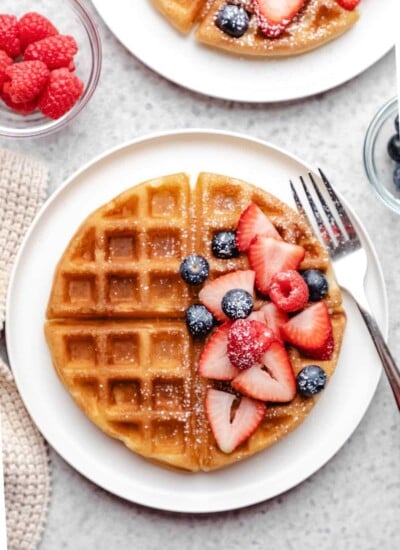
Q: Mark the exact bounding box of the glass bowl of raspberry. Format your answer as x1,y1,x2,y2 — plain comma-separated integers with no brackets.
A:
363,96,400,214
0,0,101,138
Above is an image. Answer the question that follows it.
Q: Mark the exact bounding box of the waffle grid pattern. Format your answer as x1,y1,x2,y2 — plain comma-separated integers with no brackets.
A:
47,174,192,318
46,172,346,471
46,320,199,469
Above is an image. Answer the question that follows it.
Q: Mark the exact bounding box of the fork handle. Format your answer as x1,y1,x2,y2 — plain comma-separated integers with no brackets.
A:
357,304,400,410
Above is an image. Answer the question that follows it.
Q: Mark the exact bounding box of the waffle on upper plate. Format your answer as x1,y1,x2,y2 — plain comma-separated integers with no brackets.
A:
45,172,346,471
150,0,359,57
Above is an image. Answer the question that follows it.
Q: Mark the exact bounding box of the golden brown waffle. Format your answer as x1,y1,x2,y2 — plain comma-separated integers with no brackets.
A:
149,0,359,56
46,173,193,319
45,319,200,470
45,172,346,471
196,0,359,57
149,0,209,33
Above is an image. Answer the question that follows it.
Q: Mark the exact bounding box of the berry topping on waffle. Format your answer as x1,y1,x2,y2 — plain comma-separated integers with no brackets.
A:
281,301,334,360
252,0,306,38
248,235,305,294
227,319,274,370
205,389,265,454
199,270,255,321
232,342,297,402
269,269,309,312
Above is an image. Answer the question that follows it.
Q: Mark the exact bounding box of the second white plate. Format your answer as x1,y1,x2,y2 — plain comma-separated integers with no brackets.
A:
6,130,387,512
92,0,396,102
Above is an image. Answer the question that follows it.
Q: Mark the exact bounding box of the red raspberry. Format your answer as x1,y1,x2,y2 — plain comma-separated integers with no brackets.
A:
4,60,49,104
269,270,309,313
227,319,274,370
0,49,12,87
0,14,21,58
24,35,78,70
0,90,38,115
38,68,84,119
18,12,58,51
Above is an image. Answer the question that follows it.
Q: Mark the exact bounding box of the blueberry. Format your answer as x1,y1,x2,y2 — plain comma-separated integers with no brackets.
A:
221,288,253,320
212,231,239,259
387,134,400,162
185,304,214,338
301,269,328,302
395,115,399,135
394,165,400,190
296,365,327,397
179,255,210,285
215,4,249,38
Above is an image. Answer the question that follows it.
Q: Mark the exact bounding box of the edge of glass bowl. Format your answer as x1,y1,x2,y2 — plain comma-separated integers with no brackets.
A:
363,96,399,214
0,0,102,139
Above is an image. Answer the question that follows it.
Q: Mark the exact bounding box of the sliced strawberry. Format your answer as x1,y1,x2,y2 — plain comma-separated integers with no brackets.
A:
336,0,360,10
252,0,306,38
227,319,274,370
236,203,281,252
309,332,335,360
199,270,255,321
260,302,289,343
206,388,265,453
248,236,305,295
232,342,296,402
281,302,334,360
198,323,239,380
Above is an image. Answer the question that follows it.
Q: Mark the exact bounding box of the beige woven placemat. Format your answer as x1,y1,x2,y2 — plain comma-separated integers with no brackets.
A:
0,149,50,550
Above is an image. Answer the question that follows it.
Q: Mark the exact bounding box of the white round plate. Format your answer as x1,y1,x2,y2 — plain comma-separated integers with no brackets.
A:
92,0,395,102
7,130,387,513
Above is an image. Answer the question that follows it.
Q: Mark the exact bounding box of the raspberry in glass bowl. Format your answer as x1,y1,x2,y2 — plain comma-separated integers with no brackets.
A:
0,0,101,138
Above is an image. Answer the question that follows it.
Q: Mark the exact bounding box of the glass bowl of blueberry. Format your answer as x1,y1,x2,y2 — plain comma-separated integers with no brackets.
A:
363,96,400,213
0,0,101,138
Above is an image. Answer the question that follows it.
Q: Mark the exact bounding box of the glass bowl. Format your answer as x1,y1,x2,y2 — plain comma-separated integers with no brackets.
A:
364,96,400,214
0,0,102,138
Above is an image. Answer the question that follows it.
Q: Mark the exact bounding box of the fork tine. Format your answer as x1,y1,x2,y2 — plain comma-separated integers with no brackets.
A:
308,172,345,242
298,176,335,254
318,168,358,242
289,180,308,219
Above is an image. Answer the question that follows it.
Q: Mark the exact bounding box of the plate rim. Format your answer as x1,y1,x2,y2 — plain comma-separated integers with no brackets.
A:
5,128,389,513
91,0,395,103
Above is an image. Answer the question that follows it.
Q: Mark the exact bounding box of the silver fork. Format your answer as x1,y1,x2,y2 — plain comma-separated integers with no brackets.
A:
290,169,400,410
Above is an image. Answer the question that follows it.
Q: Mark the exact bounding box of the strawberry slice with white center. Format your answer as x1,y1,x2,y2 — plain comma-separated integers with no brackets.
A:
199,270,255,321
281,301,334,360
232,342,296,402
248,236,305,295
206,388,265,453
260,302,289,343
252,0,306,38
236,203,282,252
198,323,239,380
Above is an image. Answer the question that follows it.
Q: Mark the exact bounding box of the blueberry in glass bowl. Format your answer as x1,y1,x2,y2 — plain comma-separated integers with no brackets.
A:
363,96,400,214
0,0,101,139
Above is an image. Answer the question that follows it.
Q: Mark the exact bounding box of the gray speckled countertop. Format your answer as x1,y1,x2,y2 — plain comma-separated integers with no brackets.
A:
2,2,400,548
